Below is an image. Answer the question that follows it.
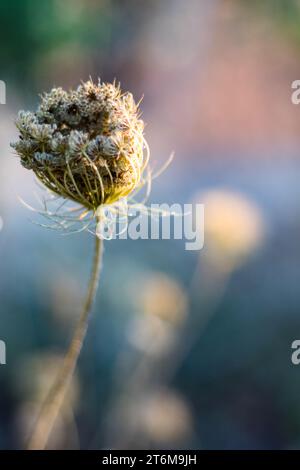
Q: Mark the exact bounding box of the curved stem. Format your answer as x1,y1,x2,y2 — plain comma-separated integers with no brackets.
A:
27,234,103,450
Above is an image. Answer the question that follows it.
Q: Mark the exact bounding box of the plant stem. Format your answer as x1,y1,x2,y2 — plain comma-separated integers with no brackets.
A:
27,235,103,450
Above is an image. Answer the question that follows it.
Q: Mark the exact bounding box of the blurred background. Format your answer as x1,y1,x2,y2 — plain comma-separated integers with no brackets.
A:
0,0,300,450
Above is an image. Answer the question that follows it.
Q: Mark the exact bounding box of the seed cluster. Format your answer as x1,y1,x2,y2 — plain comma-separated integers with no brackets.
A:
11,80,146,209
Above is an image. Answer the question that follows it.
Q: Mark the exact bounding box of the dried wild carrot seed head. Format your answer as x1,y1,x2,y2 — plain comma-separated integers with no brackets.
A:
11,79,147,210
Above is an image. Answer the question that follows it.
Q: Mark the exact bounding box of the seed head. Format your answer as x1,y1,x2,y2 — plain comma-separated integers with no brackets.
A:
11,79,147,210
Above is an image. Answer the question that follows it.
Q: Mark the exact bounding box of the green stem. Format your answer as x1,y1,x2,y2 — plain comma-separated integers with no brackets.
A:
27,234,103,450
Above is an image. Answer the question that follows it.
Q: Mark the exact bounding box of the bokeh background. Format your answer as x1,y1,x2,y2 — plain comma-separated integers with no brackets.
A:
1,0,300,450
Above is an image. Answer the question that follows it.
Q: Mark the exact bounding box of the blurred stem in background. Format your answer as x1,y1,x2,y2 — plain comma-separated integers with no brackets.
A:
95,190,265,448
27,235,103,450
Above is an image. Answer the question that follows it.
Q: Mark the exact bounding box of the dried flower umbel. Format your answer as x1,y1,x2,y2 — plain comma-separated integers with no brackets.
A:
12,80,148,211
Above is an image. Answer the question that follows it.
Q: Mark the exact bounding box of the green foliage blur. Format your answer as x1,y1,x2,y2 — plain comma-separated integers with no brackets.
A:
241,0,300,45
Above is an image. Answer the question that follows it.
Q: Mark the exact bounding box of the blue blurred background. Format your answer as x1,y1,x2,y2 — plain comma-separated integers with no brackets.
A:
1,0,300,449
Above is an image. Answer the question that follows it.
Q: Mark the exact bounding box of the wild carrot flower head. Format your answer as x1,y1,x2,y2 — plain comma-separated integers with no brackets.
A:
11,79,147,211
